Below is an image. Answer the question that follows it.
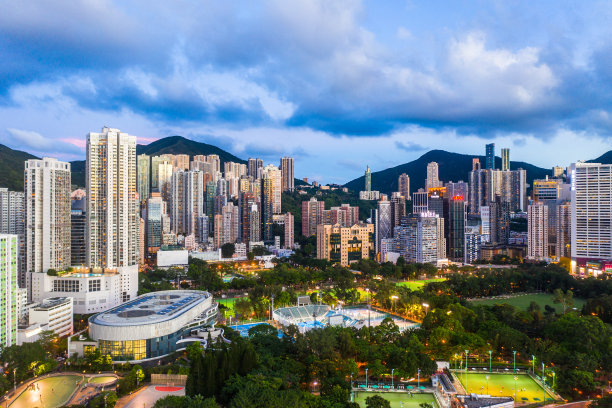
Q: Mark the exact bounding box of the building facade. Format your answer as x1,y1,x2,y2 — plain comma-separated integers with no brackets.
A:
0,234,18,348
316,223,375,266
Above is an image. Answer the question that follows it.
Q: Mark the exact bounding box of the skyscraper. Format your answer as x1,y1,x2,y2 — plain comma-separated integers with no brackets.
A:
398,173,410,199
556,202,571,259
395,213,440,264
486,143,495,170
283,212,294,249
172,154,189,171
151,154,172,190
86,127,139,301
448,196,466,261
426,162,440,190
528,202,548,260
376,198,392,256
137,154,150,204
412,189,429,214
71,193,87,267
364,166,372,192
248,158,263,179
24,158,71,278
0,234,18,348
261,173,276,242
302,197,325,237
0,188,25,287
147,192,165,251
262,164,282,214
501,148,510,171
280,157,295,192
157,159,173,202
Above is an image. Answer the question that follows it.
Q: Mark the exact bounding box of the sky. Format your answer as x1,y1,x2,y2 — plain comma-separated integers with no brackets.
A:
2,0,612,184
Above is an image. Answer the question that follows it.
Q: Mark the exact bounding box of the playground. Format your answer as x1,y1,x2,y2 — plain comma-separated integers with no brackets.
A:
455,372,555,403
353,391,439,408
396,278,446,291
10,374,83,408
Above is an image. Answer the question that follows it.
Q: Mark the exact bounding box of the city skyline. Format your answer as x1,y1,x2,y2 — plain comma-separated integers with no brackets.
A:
2,1,612,183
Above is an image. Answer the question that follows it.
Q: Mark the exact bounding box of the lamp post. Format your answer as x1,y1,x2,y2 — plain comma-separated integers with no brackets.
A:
13,368,16,393
513,350,517,373
541,362,545,383
391,368,395,388
532,355,535,375
465,350,469,391
488,350,492,372
365,368,369,389
418,369,421,388
552,371,555,390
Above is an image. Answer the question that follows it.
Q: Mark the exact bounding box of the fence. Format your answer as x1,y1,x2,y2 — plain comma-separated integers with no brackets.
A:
151,374,187,386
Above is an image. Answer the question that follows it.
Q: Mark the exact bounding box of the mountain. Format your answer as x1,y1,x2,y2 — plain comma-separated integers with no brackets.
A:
0,144,38,190
343,150,552,194
587,151,612,164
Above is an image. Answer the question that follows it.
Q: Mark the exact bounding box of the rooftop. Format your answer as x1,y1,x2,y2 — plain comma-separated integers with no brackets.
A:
90,290,210,327
34,297,72,310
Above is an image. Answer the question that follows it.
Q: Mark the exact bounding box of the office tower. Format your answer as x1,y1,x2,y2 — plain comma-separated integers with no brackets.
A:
501,148,510,171
284,212,294,249
492,199,511,245
0,235,18,348
486,143,495,170
570,162,612,273
137,154,150,204
205,181,216,226
262,164,282,214
556,202,571,258
395,213,440,264
398,173,410,199
316,223,375,266
468,168,492,214
86,127,138,301
375,199,392,256
0,188,25,287
412,189,429,214
71,193,87,267
464,225,482,264
480,205,491,243
390,193,406,229
472,158,481,171
528,202,548,260
248,158,263,179
302,197,325,237
445,181,468,203
280,157,295,192
147,192,165,250
24,158,71,278
426,162,440,190
172,154,189,171
427,188,445,218
364,166,372,192
533,177,570,202
151,154,172,190
448,197,466,261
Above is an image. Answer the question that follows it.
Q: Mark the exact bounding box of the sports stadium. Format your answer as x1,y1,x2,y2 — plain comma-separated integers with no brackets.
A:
273,305,417,333
86,290,218,362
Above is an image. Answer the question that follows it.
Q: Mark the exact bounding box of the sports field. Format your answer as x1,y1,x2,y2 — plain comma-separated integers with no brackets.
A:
455,372,554,403
88,375,116,384
396,278,446,291
217,297,238,317
471,293,585,311
354,391,438,408
10,374,83,408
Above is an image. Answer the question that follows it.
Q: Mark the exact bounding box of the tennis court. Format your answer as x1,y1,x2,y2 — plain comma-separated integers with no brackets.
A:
455,372,554,403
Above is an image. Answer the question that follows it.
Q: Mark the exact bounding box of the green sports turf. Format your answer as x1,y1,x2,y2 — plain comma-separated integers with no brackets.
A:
455,373,554,403
88,375,116,384
470,293,585,311
217,297,238,317
10,375,83,408
396,278,447,291
353,391,439,408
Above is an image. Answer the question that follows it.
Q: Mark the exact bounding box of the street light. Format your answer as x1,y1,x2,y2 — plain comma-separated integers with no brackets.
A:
532,355,535,375
365,368,369,388
552,371,555,390
513,350,517,373
391,368,395,389
488,350,492,372
417,368,421,388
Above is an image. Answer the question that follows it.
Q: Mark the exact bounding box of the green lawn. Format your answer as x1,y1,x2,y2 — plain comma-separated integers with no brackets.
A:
455,373,554,403
88,375,116,384
470,293,585,312
10,375,83,408
396,278,446,291
353,391,438,408
217,297,238,317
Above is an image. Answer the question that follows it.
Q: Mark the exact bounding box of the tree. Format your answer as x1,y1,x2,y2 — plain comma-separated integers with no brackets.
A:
365,395,391,408
221,243,235,258
553,288,574,314
419,404,434,408
234,298,252,319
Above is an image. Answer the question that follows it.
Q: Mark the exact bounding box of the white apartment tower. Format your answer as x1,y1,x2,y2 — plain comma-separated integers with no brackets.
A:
262,164,282,214
528,202,549,260
86,127,139,301
0,235,18,348
24,158,71,277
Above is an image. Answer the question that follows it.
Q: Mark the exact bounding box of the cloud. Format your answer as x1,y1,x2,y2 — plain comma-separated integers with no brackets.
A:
5,128,83,155
395,141,427,152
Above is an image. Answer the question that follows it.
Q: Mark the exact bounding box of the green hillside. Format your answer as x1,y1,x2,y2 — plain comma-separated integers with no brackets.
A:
343,150,552,194
0,144,38,190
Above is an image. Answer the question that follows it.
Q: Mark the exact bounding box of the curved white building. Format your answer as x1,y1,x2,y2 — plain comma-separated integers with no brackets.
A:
88,290,217,362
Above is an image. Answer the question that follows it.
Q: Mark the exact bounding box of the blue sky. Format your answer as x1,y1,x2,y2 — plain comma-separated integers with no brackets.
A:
1,0,612,184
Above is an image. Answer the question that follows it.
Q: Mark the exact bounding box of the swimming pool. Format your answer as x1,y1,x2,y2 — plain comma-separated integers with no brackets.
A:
230,322,284,339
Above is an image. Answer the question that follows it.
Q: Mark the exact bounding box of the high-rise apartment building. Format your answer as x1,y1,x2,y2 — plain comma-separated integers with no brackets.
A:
71,194,87,267
172,154,189,171
24,158,71,280
261,165,282,213
157,159,173,202
170,171,186,235
501,148,510,171
0,188,25,287
464,225,482,264
284,212,294,249
280,157,295,192
137,154,150,204
528,202,548,260
302,197,325,237
0,234,18,348
557,202,571,259
248,158,263,179
364,166,372,192
398,173,410,199
151,154,173,190
394,213,440,264
426,162,440,190
486,143,495,170
316,223,374,266
86,127,139,301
